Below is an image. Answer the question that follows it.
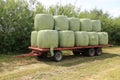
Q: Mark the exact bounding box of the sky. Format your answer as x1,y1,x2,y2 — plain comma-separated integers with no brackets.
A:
37,0,120,17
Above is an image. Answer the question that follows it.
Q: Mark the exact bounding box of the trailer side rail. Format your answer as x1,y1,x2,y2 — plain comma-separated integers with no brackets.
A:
28,44,112,51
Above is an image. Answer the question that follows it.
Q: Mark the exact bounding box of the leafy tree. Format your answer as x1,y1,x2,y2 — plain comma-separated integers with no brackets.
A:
0,1,120,53
0,0,34,53
48,4,80,17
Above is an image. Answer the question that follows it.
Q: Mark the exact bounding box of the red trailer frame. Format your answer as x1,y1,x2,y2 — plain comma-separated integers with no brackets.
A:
16,44,112,61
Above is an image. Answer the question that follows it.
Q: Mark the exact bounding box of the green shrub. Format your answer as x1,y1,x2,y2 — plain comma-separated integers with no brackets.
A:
0,0,120,54
0,0,33,53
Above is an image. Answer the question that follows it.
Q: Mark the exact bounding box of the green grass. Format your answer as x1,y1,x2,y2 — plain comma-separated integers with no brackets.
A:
0,53,34,64
0,47,120,80
0,54,14,62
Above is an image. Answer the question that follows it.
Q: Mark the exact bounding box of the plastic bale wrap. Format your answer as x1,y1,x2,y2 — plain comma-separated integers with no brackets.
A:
98,32,108,45
80,18,92,31
75,31,89,46
92,20,101,31
88,32,99,45
54,15,69,30
59,31,75,47
68,17,80,31
37,30,58,48
31,31,38,47
34,14,54,30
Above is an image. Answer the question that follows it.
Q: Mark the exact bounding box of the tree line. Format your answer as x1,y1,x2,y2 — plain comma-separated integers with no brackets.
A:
0,0,120,53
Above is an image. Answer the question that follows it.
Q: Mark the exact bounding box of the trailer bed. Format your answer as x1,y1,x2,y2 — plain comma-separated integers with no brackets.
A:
28,44,112,51
16,44,112,62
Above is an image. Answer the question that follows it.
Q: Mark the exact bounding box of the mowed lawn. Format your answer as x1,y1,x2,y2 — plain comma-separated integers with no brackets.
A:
0,47,120,80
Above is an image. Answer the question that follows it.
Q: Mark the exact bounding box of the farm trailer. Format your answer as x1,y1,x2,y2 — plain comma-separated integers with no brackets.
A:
16,44,112,62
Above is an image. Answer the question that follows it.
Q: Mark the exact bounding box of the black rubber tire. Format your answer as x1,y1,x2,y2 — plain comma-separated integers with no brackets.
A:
53,51,63,62
37,52,48,59
95,48,102,56
86,48,95,57
72,50,81,56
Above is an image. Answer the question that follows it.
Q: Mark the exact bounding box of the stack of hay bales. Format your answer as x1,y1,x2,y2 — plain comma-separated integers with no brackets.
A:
32,14,58,49
31,14,108,49
91,20,108,45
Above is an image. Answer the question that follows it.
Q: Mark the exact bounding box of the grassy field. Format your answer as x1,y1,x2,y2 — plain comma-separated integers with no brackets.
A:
0,47,120,80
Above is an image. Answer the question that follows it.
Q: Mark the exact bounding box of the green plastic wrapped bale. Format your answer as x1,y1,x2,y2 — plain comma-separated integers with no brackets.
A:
37,30,58,48
88,32,99,45
34,14,54,30
59,31,74,47
68,17,80,31
31,31,38,47
92,20,101,31
98,32,108,45
54,15,69,30
80,18,92,31
75,31,89,46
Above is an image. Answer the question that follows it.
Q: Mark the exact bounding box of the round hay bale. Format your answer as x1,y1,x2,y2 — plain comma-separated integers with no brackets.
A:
88,32,99,45
59,30,74,47
31,31,38,47
68,17,80,31
80,18,92,31
98,32,108,45
34,14,54,30
75,31,89,46
54,15,69,30
92,20,101,31
37,30,58,48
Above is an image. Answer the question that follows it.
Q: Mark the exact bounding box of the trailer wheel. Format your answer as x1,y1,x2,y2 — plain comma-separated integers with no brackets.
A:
95,48,102,56
72,50,81,56
53,51,63,62
86,48,95,57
